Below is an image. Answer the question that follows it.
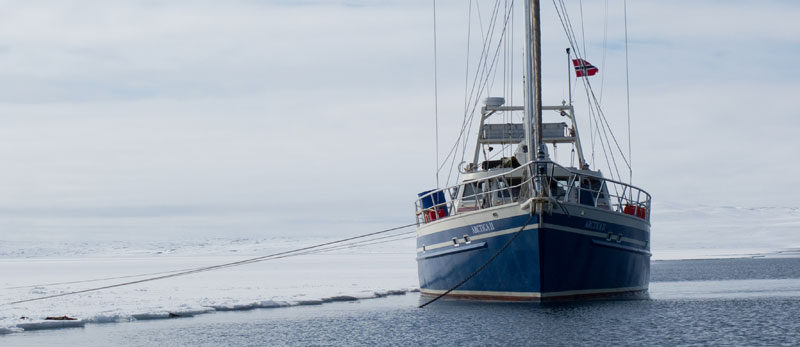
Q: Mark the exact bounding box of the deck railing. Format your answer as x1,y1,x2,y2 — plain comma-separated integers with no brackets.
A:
415,161,651,225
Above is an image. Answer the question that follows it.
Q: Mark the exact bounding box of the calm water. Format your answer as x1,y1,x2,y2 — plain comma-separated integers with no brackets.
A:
5,257,800,346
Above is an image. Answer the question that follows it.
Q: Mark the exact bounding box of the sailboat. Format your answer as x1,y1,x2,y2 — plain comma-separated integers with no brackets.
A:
415,0,651,301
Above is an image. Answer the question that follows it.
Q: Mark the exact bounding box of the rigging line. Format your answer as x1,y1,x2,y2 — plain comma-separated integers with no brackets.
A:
624,0,632,187
449,1,515,186
463,0,473,122
460,0,501,123
590,98,596,165
509,0,514,158
552,0,631,171
583,77,619,183
553,0,630,189
584,78,631,169
475,0,486,47
463,0,504,124
461,1,511,133
580,0,597,165
562,0,585,60
599,0,609,104
552,0,621,182
487,36,505,95
489,0,514,97
492,1,508,97
508,1,514,121
595,0,608,165
553,0,599,171
588,77,595,166
2,223,417,306
471,0,503,105
554,0,584,98
419,213,535,308
556,0,581,57
559,0,599,98
583,75,623,183
441,4,501,184
558,0,631,173
579,0,587,70
476,1,503,91
437,0,504,175
433,0,440,188
503,0,508,157
443,0,515,189
445,1,513,186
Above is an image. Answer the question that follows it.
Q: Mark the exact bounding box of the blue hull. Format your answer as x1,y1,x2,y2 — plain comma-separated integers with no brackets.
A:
416,207,651,301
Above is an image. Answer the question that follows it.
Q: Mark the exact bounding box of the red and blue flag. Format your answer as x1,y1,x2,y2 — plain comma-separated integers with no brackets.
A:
572,59,599,77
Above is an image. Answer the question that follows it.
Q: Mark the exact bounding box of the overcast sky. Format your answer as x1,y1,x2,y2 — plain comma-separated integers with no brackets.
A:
0,0,797,241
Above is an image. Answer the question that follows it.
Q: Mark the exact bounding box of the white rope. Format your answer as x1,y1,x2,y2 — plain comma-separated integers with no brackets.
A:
3,224,417,306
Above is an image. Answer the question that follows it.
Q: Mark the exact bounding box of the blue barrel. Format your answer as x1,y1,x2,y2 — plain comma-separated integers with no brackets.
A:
418,189,449,217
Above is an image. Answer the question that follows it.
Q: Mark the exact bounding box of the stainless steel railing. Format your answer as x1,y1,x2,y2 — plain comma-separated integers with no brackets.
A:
415,160,651,225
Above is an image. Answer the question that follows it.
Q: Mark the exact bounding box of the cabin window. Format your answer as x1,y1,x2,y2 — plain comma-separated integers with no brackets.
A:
495,180,512,199
579,178,596,206
461,183,477,200
507,178,522,200
578,177,608,208
550,179,569,201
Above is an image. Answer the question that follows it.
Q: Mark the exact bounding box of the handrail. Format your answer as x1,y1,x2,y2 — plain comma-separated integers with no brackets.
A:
415,160,652,225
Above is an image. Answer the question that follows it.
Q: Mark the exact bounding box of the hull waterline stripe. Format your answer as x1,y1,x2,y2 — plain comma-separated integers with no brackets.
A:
421,289,541,298
419,285,648,300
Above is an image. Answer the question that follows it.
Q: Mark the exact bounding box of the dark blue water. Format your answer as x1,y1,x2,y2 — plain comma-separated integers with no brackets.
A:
6,257,800,346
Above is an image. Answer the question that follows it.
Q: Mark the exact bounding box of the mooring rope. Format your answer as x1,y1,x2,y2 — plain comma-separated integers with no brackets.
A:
419,212,535,308
3,223,417,306
6,230,418,291
4,268,193,290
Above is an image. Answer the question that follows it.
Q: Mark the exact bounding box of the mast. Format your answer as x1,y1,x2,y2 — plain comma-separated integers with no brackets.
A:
523,0,544,161
532,0,544,161
524,0,545,196
522,0,536,164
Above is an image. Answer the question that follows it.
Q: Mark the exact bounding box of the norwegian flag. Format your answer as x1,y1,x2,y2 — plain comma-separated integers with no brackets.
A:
572,59,599,77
